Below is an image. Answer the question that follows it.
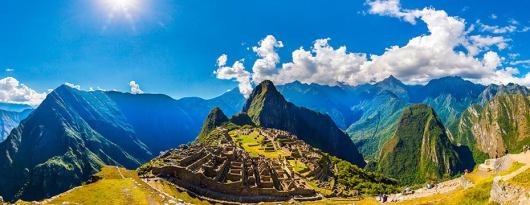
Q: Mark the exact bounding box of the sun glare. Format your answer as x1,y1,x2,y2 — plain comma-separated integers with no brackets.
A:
100,0,142,31
105,0,138,11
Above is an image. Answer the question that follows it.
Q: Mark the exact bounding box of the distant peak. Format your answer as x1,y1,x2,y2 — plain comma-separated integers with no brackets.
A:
379,75,404,85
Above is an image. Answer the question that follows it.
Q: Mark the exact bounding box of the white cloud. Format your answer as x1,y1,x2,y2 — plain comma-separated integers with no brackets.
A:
251,35,284,84
215,0,530,93
476,18,528,34
217,54,228,67
0,77,46,106
478,23,517,34
214,56,253,98
64,82,81,90
5,68,14,72
129,81,143,94
510,59,530,68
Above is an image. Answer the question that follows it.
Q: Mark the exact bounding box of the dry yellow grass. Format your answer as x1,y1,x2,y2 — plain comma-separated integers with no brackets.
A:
30,166,213,205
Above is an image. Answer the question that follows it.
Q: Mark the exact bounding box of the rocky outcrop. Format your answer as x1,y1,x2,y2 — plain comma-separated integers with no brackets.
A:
490,177,529,205
462,94,530,158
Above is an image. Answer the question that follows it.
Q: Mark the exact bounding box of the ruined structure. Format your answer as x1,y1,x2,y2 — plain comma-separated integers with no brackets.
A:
141,128,328,203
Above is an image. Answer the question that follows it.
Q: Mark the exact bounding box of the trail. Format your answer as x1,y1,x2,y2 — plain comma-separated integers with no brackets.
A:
116,166,125,179
498,152,530,181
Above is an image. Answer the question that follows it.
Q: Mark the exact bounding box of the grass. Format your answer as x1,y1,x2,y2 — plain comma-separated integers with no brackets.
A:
230,130,288,158
307,180,334,196
300,197,376,205
498,162,525,176
288,159,308,174
387,169,495,205
144,178,214,205
41,166,213,205
509,167,530,187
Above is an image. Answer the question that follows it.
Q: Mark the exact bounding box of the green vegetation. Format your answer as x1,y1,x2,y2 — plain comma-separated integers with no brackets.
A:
229,129,288,158
196,107,229,144
325,155,399,195
243,80,366,166
377,104,466,185
288,160,308,174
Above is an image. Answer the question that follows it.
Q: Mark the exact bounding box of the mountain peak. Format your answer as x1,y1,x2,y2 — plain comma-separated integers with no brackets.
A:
377,75,404,86
377,103,466,184
197,107,229,141
242,80,286,115
241,80,365,166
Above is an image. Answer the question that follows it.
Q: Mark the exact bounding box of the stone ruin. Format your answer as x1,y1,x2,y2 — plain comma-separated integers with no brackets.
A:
143,128,325,203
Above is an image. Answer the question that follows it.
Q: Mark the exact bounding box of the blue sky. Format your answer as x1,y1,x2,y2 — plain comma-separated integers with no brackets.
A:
1,0,529,104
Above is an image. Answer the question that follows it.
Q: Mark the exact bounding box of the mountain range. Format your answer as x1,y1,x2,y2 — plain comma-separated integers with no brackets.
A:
1,75,529,202
0,85,244,201
278,76,529,160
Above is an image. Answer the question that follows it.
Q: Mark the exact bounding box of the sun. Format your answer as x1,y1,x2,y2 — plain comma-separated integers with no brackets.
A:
104,0,138,11
99,0,142,31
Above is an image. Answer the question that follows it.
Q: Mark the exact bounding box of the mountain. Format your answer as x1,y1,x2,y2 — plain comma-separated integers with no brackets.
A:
277,81,361,129
0,108,32,142
196,107,229,140
243,80,365,167
0,85,245,202
454,94,530,159
0,102,33,112
377,104,469,185
477,83,530,105
346,90,408,159
277,76,487,160
374,75,410,100
142,114,396,201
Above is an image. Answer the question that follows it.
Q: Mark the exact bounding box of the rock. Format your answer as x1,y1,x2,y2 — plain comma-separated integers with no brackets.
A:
490,177,528,205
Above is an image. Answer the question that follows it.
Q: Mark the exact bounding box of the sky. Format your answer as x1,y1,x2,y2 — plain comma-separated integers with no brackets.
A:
1,0,529,104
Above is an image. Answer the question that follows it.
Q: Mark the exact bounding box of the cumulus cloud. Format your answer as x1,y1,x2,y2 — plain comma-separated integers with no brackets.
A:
214,0,530,94
251,35,284,83
214,55,253,97
5,68,14,72
0,77,46,106
129,81,143,94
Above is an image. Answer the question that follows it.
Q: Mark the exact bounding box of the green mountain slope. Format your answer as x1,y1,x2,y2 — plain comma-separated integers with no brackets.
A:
347,90,407,159
454,94,530,159
377,104,467,185
0,85,245,202
242,80,365,167
0,85,148,201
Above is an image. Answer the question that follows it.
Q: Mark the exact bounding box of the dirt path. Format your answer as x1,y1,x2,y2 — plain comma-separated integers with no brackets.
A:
116,166,125,179
499,152,530,181
387,176,470,202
